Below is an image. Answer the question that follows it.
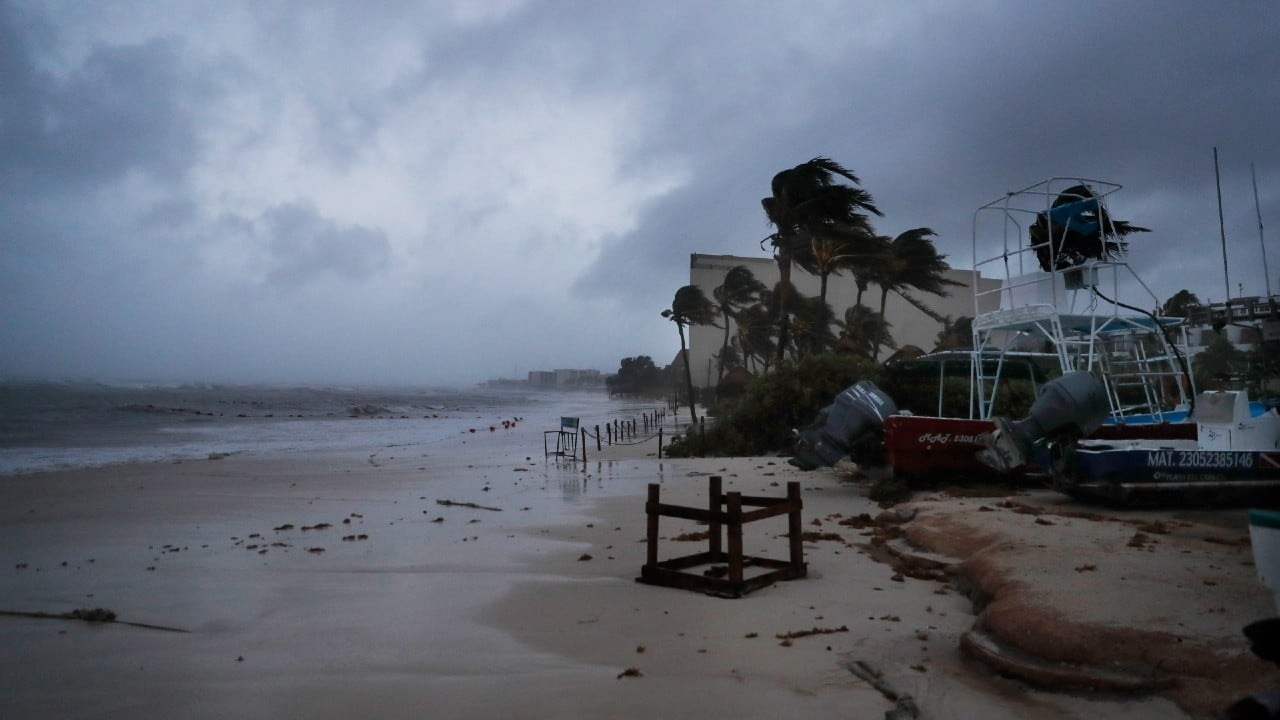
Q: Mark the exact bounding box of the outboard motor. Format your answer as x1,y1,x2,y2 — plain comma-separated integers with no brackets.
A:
977,370,1109,474
789,380,898,470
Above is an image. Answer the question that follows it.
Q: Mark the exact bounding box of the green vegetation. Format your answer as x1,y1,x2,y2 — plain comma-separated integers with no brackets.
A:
664,353,876,457
606,356,670,398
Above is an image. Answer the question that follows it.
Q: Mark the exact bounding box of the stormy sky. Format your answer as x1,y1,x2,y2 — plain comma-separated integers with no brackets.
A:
2,1,1277,387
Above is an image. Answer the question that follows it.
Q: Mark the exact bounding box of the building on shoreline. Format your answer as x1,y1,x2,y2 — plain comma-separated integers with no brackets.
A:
484,369,605,390
684,253,999,390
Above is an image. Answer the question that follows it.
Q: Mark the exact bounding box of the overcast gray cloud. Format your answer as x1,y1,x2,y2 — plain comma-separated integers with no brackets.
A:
1,0,1277,386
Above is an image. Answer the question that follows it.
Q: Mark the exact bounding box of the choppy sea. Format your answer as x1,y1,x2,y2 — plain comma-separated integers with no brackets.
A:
0,381,640,475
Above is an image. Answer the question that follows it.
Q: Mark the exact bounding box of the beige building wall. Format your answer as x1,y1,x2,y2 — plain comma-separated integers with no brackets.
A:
685,253,1000,389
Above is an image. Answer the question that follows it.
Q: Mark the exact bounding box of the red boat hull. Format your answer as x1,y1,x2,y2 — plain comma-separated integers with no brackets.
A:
882,414,1197,480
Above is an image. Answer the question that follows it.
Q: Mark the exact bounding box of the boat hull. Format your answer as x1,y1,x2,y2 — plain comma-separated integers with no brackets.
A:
1051,445,1280,503
882,414,1196,481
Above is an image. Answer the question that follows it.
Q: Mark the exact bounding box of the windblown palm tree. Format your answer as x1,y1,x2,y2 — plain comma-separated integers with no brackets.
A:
762,157,882,363
869,228,964,358
712,266,768,384
837,305,893,360
663,285,716,423
734,304,776,374
790,294,839,358
796,225,892,318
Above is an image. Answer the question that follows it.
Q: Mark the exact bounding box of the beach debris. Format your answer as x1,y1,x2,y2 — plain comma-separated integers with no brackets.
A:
306,547,325,554
577,554,593,561
776,625,849,641
436,499,501,511
845,660,920,719
616,667,643,679
0,608,189,633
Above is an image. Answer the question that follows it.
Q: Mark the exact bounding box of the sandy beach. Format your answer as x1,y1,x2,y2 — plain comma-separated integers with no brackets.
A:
2,418,1277,719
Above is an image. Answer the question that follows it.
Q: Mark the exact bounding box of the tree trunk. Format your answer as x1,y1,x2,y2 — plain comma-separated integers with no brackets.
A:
679,325,698,424
775,262,792,364
875,287,890,360
718,308,731,384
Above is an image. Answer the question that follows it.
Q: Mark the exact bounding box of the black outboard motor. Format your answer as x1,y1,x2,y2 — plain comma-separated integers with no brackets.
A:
789,380,898,470
977,370,1109,474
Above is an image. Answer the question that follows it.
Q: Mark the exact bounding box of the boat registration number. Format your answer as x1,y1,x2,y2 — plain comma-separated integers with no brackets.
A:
1146,450,1253,469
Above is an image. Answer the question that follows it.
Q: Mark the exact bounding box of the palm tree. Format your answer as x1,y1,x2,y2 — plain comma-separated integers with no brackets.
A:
795,225,892,317
790,294,838,357
837,305,893,360
762,157,882,363
663,285,716,423
712,266,767,384
870,228,964,358
734,303,776,374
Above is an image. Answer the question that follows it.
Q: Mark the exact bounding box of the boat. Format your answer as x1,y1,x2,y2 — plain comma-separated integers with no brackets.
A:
1042,389,1280,503
877,178,1197,480
789,177,1199,478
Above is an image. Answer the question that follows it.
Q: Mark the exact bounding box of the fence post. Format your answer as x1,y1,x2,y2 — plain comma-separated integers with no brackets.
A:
580,426,587,462
787,481,803,567
645,484,660,568
595,425,602,452
709,475,722,558
726,492,743,585
658,428,663,459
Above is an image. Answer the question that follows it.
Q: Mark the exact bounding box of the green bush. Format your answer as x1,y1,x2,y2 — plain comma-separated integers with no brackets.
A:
664,353,876,457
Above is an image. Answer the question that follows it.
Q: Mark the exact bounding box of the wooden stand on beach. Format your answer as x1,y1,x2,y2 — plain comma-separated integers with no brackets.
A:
637,476,806,598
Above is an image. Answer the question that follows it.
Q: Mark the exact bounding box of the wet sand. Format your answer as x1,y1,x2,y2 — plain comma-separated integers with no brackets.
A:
1,424,1275,718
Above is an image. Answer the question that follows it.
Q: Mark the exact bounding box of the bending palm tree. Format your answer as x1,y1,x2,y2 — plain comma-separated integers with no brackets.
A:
762,157,881,363
663,285,716,423
870,228,964,358
712,266,767,383
796,225,892,327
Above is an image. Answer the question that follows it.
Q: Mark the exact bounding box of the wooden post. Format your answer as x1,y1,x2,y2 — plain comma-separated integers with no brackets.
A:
594,425,602,452
658,428,663,459
606,423,612,445
580,427,587,462
787,482,803,567
645,484,660,568
726,491,743,585
708,475,722,558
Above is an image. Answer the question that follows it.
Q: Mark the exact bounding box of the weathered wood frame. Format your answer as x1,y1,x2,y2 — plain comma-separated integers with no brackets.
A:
637,476,806,598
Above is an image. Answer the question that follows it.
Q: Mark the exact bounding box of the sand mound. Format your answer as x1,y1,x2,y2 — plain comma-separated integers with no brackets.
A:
892,494,1279,717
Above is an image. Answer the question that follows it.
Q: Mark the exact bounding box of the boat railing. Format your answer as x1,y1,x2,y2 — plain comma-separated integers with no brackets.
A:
966,178,1193,423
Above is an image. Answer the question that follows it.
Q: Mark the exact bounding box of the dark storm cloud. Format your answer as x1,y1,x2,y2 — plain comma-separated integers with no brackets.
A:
567,2,1280,310
1,0,1277,385
0,5,202,195
257,201,393,287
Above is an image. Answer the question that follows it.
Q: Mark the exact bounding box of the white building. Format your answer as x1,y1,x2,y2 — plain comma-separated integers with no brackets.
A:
685,253,999,389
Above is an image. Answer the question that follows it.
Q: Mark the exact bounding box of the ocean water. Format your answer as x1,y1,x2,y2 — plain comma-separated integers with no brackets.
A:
0,381,644,475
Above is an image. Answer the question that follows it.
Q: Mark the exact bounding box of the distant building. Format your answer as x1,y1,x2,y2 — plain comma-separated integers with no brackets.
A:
521,369,604,390
526,371,557,389
685,253,999,389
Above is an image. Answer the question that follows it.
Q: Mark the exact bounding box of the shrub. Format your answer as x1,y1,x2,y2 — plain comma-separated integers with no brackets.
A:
665,353,876,457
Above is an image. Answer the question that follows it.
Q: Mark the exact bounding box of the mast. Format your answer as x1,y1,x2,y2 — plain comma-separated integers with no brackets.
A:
1214,147,1232,313
1253,161,1273,300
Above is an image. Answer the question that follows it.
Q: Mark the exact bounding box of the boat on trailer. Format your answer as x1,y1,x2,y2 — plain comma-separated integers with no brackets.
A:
879,177,1197,481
